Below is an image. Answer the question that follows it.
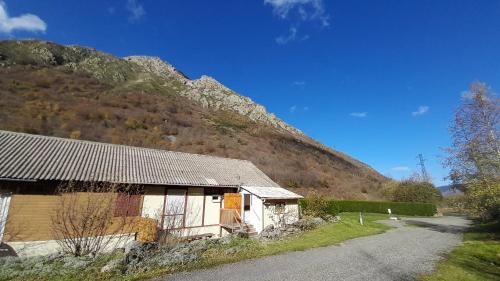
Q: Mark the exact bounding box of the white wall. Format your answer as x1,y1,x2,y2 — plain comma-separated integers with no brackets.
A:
263,201,300,229
141,186,165,221
240,190,264,233
141,186,223,237
185,188,204,227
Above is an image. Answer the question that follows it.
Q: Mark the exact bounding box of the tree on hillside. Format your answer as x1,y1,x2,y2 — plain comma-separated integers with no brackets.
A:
444,81,500,219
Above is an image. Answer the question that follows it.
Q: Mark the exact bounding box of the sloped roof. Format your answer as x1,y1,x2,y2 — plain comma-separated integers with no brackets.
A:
242,186,303,199
0,130,280,188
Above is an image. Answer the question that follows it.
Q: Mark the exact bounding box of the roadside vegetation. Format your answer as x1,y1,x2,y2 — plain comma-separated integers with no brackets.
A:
421,220,500,281
0,212,391,281
423,81,499,281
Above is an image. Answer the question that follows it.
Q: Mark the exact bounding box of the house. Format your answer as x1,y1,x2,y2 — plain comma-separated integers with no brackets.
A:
0,130,302,257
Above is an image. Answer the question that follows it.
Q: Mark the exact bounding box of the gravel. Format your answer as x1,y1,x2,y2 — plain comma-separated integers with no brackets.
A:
158,216,470,281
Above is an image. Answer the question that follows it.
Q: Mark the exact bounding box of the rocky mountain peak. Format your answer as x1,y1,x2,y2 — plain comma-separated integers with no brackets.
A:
124,55,189,81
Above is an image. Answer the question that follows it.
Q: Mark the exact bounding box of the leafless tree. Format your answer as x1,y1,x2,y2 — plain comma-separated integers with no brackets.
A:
51,181,141,257
444,81,500,186
444,81,500,219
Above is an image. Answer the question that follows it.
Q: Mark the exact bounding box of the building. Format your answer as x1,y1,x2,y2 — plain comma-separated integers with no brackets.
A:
0,130,302,257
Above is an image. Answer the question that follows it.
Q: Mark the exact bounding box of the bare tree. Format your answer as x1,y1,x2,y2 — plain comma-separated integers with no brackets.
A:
444,81,500,219
51,181,141,257
445,82,500,185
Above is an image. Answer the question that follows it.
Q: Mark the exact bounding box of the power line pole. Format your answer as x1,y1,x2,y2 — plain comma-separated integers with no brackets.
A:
417,154,430,182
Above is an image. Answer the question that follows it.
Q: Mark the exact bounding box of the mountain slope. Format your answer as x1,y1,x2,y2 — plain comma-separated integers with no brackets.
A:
0,40,386,199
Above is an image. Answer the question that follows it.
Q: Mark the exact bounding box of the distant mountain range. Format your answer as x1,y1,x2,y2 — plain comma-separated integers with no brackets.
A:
438,185,463,197
0,40,387,199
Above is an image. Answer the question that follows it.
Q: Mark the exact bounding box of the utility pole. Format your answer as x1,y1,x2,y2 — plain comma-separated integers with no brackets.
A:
417,154,430,182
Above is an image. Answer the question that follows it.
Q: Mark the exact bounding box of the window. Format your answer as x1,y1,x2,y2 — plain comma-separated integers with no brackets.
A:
114,193,141,217
274,203,286,214
244,194,251,211
212,195,221,203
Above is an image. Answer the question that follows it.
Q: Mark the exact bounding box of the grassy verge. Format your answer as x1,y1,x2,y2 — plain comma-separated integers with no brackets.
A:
1,213,391,281
421,220,500,281
126,212,391,280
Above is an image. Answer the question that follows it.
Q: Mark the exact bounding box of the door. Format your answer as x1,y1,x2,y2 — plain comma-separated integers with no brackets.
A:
243,193,251,223
0,193,11,243
163,189,186,230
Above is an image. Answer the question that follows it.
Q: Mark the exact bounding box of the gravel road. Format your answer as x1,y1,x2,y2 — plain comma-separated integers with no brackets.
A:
159,216,470,281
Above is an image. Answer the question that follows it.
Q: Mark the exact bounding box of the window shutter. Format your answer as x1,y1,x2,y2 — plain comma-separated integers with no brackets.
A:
115,193,141,217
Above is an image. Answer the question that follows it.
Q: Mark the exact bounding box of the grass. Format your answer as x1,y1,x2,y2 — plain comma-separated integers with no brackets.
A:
124,212,392,280
421,220,500,281
1,213,391,281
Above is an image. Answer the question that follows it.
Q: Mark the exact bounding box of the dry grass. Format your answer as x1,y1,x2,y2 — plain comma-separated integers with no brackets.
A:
0,65,386,199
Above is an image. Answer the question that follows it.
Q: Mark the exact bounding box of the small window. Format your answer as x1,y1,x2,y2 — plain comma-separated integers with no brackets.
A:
244,194,251,211
274,203,285,214
212,195,221,203
114,193,141,217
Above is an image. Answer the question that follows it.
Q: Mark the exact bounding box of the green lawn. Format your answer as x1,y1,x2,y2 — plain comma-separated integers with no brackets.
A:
188,212,391,272
421,220,500,281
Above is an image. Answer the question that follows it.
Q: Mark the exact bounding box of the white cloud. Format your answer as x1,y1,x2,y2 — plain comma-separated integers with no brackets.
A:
303,106,309,111
289,105,297,113
350,112,368,118
264,0,329,26
276,27,297,44
292,80,306,87
391,166,410,172
0,1,46,34
126,0,145,22
412,105,429,116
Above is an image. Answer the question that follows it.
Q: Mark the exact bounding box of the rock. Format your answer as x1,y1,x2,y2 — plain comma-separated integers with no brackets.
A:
323,215,341,223
100,258,122,273
312,217,326,225
124,240,143,255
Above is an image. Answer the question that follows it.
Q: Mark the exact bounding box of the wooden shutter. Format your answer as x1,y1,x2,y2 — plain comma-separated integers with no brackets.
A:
114,193,141,217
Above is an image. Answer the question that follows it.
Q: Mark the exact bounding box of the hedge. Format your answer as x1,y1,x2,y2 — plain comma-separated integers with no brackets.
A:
300,199,437,217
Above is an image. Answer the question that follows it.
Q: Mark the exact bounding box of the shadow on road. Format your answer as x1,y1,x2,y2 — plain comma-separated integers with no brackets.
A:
404,219,469,234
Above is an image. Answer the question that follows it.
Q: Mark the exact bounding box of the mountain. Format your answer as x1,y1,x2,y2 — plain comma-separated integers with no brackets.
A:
0,40,387,199
438,185,463,197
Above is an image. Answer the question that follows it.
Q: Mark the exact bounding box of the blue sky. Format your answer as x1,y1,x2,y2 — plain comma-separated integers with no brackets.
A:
2,0,500,186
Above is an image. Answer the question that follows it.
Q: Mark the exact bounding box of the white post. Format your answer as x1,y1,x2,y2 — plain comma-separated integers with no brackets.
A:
359,212,364,226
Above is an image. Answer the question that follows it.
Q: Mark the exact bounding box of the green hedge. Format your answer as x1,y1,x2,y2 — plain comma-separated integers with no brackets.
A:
300,199,437,216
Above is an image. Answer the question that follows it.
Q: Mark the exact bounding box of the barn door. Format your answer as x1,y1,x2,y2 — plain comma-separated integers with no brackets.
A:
163,189,186,230
0,193,12,243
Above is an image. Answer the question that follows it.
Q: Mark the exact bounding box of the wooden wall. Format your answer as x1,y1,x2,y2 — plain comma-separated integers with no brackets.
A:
4,193,142,242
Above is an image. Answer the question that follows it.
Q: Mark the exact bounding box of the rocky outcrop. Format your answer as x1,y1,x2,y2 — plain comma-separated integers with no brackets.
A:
125,56,302,135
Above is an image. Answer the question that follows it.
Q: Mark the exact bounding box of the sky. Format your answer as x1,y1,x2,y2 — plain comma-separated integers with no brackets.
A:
1,0,500,186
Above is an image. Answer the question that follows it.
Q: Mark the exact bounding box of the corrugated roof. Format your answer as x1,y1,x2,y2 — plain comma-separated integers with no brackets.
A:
242,186,303,199
0,130,281,188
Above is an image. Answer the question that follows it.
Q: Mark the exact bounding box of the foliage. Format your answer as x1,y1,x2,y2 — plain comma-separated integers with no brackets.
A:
0,39,388,199
422,220,500,281
444,81,500,219
462,179,500,220
301,191,330,218
390,180,443,203
300,199,438,216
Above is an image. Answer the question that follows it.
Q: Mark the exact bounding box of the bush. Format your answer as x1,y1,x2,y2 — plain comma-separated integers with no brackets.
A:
301,191,330,218
300,199,437,216
392,180,443,203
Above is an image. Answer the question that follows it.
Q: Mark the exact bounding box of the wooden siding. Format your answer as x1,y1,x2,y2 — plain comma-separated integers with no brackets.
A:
4,193,143,242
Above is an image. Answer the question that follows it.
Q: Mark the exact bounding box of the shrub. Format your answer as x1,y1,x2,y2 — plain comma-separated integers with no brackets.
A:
392,180,443,203
301,191,330,218
300,199,438,216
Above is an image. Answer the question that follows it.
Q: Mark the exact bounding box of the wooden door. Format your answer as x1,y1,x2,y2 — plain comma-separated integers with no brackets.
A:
224,193,241,213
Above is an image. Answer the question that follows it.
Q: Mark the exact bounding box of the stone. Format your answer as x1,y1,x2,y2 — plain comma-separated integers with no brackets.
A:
124,240,143,255
100,258,122,273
